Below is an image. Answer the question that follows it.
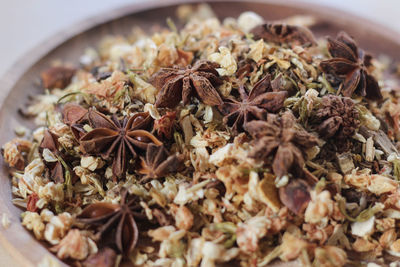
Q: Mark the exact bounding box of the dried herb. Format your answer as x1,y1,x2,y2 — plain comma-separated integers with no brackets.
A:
220,74,287,133
315,95,360,142
40,66,76,89
150,60,223,108
79,109,162,179
319,31,382,100
338,197,382,222
279,179,311,214
78,188,143,255
245,111,318,178
139,143,182,182
250,22,316,46
39,130,67,183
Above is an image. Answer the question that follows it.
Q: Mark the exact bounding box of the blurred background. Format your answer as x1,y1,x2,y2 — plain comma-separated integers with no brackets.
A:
0,0,399,78
0,0,398,265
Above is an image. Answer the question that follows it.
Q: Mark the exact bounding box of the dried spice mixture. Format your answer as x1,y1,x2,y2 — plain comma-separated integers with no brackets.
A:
3,4,400,267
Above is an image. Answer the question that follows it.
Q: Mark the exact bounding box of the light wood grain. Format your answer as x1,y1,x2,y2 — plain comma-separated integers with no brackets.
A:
0,0,399,266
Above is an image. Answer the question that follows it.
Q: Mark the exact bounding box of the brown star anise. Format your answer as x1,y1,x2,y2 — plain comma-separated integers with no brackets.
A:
244,111,318,178
62,103,89,141
40,66,76,89
219,74,288,133
79,109,162,179
250,23,316,46
319,31,382,100
78,188,143,255
315,95,360,141
39,130,67,183
150,60,223,108
62,103,88,126
139,143,182,182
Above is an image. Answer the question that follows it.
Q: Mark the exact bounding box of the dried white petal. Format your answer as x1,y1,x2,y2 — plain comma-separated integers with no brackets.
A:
42,148,58,163
208,47,237,76
351,216,375,237
2,213,10,229
237,11,264,32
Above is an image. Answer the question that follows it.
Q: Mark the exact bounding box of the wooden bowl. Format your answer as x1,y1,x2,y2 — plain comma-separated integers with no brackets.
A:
0,1,399,266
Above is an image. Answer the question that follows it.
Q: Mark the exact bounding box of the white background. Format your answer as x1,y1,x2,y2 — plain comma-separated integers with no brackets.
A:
0,0,398,265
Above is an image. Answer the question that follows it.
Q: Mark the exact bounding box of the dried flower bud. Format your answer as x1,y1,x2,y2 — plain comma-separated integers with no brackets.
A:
22,211,45,240
313,246,347,267
279,232,309,261
236,216,270,253
50,229,97,260
44,212,73,245
2,138,32,170
170,204,194,230
305,190,334,224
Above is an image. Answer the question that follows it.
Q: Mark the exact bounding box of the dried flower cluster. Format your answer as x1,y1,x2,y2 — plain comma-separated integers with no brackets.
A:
2,4,400,267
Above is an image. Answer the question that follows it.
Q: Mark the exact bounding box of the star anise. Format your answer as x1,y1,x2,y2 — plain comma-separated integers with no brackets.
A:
315,95,360,142
319,31,382,100
244,111,318,178
78,188,143,255
139,143,182,182
150,60,223,108
250,22,316,46
219,74,288,133
39,130,67,183
62,103,88,126
62,103,89,141
79,109,162,179
40,66,76,89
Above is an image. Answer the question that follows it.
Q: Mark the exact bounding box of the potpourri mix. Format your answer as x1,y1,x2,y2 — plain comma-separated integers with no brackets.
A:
3,4,400,267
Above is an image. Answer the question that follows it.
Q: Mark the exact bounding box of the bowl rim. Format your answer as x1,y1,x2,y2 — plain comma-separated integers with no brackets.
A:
0,0,399,266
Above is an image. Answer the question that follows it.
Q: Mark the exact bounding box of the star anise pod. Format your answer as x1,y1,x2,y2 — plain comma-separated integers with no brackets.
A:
62,103,89,141
219,74,288,133
250,22,316,46
39,130,67,183
139,143,182,182
315,95,360,142
150,60,223,108
78,188,143,255
319,31,382,100
40,66,76,89
236,59,257,80
62,103,88,126
79,109,162,179
244,111,318,178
